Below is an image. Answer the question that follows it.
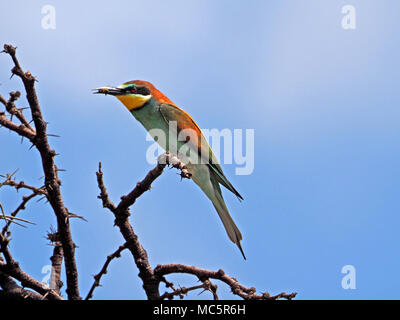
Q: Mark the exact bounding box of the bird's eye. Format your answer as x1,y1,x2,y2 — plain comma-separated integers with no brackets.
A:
129,86,137,93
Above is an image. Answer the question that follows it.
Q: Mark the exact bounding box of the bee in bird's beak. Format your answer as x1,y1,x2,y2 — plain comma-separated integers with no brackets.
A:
92,86,125,96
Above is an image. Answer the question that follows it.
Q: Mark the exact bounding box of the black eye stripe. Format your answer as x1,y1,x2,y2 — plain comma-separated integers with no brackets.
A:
136,86,151,95
125,86,150,96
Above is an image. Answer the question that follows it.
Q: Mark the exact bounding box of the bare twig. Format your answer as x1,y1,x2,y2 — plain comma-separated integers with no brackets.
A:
85,242,128,300
0,177,47,196
1,192,38,235
0,201,34,227
160,280,219,300
154,264,296,300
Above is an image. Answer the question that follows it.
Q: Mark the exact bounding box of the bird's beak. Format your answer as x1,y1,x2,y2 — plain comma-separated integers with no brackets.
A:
92,86,125,96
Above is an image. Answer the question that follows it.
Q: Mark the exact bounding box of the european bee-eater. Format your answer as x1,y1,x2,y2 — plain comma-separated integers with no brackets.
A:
94,80,245,259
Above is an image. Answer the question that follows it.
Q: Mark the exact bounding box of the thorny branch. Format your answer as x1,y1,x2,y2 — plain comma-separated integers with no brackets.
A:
159,280,219,300
0,175,47,196
0,172,46,234
1,193,37,231
0,200,35,230
155,264,297,300
94,154,296,300
85,242,129,300
0,44,80,299
95,161,165,300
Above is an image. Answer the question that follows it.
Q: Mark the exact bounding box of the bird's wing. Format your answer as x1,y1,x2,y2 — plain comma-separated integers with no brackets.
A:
159,103,243,200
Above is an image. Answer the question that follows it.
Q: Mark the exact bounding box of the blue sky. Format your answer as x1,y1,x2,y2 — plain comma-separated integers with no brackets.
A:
0,0,399,299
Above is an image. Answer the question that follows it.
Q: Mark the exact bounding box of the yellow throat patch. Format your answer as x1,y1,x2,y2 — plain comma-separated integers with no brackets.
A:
117,94,152,111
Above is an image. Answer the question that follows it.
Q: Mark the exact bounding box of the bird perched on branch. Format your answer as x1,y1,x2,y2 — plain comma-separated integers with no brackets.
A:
94,80,245,259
